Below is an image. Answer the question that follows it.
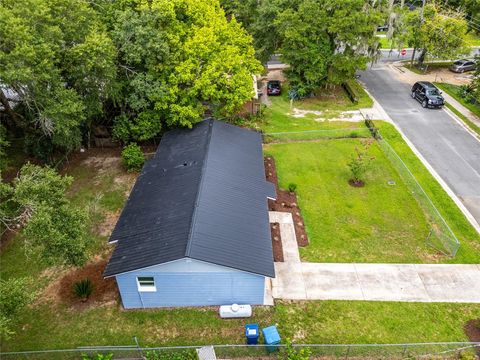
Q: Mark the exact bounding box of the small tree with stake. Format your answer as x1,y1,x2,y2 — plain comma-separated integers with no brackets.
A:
347,143,374,187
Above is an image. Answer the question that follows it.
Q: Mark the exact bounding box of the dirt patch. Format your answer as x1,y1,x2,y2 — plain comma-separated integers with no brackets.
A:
97,210,122,237
264,156,309,247
39,256,119,310
465,319,480,355
271,222,283,262
348,179,365,187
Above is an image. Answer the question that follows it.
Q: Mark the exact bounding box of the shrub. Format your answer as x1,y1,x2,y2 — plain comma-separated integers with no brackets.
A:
288,183,297,193
283,339,311,360
121,143,145,172
73,278,93,302
347,143,374,186
0,278,35,316
0,277,35,338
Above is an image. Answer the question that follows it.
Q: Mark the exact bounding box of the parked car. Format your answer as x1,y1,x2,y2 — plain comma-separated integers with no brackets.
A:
449,59,476,73
267,80,281,96
411,81,444,108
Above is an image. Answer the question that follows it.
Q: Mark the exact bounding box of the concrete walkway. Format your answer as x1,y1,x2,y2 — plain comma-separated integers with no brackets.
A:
269,211,480,303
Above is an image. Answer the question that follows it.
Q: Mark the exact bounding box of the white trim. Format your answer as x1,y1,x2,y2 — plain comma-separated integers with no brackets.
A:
136,276,157,292
108,257,267,278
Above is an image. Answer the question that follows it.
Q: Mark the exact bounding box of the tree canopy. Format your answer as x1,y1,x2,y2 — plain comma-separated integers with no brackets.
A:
1,164,89,266
0,0,117,158
1,0,261,156
389,3,469,65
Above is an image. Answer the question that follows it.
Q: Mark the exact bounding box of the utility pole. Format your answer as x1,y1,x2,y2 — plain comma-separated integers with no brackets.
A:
411,0,426,66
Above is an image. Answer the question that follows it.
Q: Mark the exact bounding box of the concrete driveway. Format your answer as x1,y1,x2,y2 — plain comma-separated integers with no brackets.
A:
273,262,480,303
270,212,480,303
358,62,480,227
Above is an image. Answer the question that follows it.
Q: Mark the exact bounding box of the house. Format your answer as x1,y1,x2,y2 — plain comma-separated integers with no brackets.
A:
104,119,276,308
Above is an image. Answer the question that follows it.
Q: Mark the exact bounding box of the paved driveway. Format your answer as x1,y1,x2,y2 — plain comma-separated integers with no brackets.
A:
270,212,480,303
359,63,480,225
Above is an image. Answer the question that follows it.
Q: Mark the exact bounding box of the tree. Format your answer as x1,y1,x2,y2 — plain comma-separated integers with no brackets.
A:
347,143,374,187
275,0,382,97
0,124,9,171
1,163,89,265
101,0,262,140
0,0,117,158
394,4,469,66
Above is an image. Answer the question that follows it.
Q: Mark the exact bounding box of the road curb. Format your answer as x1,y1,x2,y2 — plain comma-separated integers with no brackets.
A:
443,105,480,143
361,85,480,236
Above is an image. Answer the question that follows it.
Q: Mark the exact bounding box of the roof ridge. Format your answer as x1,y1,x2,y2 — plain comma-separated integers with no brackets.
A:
185,118,215,257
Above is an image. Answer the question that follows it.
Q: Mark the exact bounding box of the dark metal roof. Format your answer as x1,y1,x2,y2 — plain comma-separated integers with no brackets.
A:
104,119,275,278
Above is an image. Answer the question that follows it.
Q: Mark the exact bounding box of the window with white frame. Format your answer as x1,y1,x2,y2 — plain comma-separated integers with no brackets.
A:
137,276,156,292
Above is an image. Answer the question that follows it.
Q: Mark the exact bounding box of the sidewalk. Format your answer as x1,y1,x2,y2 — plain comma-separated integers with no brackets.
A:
270,211,480,303
441,91,480,128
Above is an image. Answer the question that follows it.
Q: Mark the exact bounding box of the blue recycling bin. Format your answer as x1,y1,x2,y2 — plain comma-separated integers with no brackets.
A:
262,325,281,352
245,324,259,345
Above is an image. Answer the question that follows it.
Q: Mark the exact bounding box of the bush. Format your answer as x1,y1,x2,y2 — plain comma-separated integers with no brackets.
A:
121,143,145,172
74,278,93,301
288,183,297,193
0,278,35,339
282,339,311,360
0,278,35,317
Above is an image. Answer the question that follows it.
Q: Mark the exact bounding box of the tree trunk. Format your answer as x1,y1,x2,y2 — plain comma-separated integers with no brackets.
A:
418,49,426,66
0,88,22,130
410,47,417,67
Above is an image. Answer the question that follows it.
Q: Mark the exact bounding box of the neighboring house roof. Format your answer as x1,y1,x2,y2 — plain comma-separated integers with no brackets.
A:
104,119,276,278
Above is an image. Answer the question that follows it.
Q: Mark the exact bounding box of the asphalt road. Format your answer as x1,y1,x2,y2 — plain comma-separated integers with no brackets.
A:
359,62,480,226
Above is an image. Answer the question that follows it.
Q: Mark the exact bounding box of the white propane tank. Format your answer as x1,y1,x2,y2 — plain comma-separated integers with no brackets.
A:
219,303,252,318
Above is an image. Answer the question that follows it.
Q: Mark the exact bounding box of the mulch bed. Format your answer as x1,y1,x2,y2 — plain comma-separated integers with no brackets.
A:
264,156,309,247
270,222,283,262
57,258,119,308
464,319,480,355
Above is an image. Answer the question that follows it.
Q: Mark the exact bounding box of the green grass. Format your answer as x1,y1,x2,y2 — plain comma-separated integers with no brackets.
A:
434,82,480,120
404,62,452,75
265,123,480,263
377,35,391,49
374,121,480,263
465,32,480,46
256,82,372,134
265,139,441,263
444,102,480,137
2,301,479,351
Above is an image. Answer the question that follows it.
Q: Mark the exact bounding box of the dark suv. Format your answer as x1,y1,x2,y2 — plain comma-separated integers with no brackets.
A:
411,82,444,108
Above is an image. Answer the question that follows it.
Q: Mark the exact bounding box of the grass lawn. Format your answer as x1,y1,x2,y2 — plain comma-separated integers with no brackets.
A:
434,83,480,118
465,32,480,46
265,139,439,263
2,300,479,351
374,122,480,263
265,124,480,263
404,62,452,75
248,81,372,134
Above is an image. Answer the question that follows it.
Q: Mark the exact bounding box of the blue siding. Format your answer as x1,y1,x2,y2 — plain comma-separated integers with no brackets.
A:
116,270,265,309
